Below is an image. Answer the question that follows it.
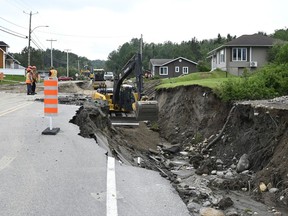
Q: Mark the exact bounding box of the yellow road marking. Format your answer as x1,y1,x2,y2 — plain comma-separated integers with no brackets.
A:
0,102,33,117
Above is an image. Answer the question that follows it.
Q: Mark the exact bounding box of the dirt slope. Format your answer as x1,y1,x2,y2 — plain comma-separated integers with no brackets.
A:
157,85,231,145
155,85,288,210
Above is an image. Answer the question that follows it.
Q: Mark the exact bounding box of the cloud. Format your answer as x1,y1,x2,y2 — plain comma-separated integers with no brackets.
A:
1,0,288,60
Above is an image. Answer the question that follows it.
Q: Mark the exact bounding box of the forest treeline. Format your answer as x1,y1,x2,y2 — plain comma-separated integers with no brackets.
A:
11,28,288,77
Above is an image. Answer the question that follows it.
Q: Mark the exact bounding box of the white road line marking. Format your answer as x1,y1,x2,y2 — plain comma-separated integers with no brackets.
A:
106,156,118,216
0,102,33,117
0,156,15,171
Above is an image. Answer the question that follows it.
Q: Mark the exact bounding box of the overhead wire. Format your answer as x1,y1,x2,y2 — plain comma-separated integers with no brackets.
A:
46,31,130,39
31,39,44,51
0,27,27,39
0,25,27,37
15,0,38,13
32,32,47,50
4,1,25,13
0,16,27,29
0,7,92,62
1,2,78,65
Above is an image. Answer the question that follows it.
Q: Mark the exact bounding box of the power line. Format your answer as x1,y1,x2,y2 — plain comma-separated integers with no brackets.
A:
5,1,26,13
0,16,27,29
46,31,130,39
32,32,47,50
0,25,27,37
0,27,27,39
31,38,44,51
15,0,36,12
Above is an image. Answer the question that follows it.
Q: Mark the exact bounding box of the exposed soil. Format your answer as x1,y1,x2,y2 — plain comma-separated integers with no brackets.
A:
2,80,288,215
153,85,288,215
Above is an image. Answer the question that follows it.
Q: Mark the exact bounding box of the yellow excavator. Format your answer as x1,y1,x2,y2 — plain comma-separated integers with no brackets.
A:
92,53,158,121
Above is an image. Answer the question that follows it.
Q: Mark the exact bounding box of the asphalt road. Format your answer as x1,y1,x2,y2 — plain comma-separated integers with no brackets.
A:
0,92,190,216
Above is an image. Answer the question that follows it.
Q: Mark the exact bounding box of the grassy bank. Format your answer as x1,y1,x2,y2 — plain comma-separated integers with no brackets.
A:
157,71,237,89
0,75,26,84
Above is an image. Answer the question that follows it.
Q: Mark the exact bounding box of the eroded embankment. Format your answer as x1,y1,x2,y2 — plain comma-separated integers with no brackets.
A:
69,83,288,214
156,85,231,145
156,85,288,209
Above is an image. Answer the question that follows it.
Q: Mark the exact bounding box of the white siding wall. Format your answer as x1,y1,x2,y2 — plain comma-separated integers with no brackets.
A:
0,68,25,75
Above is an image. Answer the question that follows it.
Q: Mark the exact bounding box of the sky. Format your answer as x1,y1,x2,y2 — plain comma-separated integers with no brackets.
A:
0,0,287,61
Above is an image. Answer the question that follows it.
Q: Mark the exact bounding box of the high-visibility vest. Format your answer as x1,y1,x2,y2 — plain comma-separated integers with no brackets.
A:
25,72,32,84
50,69,57,78
32,71,38,82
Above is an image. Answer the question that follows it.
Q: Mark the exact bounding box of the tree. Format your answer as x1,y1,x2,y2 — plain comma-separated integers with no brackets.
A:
273,28,288,41
274,43,288,64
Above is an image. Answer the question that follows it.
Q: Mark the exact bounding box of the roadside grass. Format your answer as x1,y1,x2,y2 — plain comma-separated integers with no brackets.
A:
0,75,25,84
157,71,238,89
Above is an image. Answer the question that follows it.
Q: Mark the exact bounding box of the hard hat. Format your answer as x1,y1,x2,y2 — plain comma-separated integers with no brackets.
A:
32,66,36,69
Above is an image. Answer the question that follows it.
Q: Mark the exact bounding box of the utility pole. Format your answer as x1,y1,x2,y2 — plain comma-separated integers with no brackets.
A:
24,11,38,66
77,60,80,73
64,49,71,77
47,39,57,67
140,34,143,59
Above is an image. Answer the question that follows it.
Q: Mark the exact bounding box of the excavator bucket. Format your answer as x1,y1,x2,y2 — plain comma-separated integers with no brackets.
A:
134,100,158,121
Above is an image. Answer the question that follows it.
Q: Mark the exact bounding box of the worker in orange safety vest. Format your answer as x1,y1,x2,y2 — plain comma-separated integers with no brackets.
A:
31,65,39,94
49,66,58,78
25,67,33,95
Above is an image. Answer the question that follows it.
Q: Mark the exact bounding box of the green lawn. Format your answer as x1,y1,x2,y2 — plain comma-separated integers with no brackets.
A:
157,71,238,89
0,75,26,84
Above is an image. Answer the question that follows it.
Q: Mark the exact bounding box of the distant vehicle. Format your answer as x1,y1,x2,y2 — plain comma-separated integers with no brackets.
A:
58,76,73,81
104,72,114,81
94,69,105,81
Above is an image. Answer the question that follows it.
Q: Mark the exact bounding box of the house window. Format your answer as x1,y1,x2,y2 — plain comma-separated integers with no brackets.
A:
232,48,247,61
182,67,188,74
220,49,225,63
159,67,168,75
175,66,179,73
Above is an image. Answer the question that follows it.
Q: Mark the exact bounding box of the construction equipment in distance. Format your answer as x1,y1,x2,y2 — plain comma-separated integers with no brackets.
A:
92,53,158,122
93,68,106,90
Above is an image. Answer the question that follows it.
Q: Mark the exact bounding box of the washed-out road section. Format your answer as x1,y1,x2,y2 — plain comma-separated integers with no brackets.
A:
0,92,189,216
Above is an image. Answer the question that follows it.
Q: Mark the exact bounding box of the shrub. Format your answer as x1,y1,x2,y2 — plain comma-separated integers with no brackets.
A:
197,60,210,72
275,43,288,64
218,64,288,101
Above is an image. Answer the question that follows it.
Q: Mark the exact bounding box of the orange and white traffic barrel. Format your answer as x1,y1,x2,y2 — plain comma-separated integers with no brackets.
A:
42,77,60,135
44,77,58,116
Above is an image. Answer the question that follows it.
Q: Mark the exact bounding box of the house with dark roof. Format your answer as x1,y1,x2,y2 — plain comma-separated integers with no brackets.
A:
207,34,278,76
149,57,198,78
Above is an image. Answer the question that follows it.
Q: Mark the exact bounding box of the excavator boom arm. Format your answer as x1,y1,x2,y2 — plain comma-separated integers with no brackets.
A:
113,53,143,105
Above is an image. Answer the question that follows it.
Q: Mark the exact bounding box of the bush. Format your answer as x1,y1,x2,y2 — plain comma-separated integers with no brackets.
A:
218,64,288,101
268,43,288,64
197,60,210,72
275,43,288,64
